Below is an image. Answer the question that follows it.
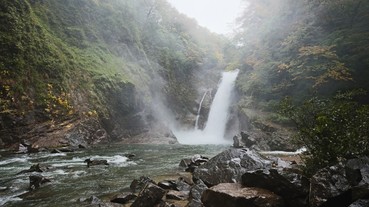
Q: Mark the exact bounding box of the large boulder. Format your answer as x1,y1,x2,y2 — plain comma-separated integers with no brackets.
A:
193,148,271,186
309,157,369,207
131,183,166,207
242,168,310,207
201,183,284,207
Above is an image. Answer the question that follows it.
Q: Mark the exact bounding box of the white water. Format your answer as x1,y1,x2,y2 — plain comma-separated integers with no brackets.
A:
175,69,239,144
194,91,208,130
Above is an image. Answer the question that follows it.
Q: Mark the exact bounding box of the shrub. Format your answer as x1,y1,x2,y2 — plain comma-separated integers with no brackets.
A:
280,91,369,175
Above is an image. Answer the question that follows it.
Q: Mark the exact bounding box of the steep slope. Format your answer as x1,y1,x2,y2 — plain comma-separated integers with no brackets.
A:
0,0,226,148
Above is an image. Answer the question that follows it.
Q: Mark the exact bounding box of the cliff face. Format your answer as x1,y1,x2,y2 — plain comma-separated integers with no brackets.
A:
0,0,226,148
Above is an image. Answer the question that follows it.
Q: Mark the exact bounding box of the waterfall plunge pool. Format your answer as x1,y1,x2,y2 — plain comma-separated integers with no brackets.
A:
0,144,229,207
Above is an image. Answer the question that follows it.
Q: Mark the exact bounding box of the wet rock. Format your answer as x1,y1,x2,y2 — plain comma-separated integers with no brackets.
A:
201,183,284,207
110,193,137,204
159,180,177,190
188,179,208,206
0,186,8,192
29,175,51,190
125,153,136,159
232,135,243,148
242,168,310,207
166,190,189,200
130,176,156,193
349,199,369,207
179,158,193,168
79,195,120,207
131,183,166,207
240,131,256,148
310,157,369,207
84,158,109,168
180,155,209,173
17,163,45,175
193,148,271,186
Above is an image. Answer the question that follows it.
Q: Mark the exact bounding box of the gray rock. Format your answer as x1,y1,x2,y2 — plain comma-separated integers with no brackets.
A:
110,193,137,204
29,175,51,190
188,179,208,205
201,183,284,207
310,157,369,207
242,168,310,207
193,148,271,186
130,176,156,193
131,183,166,207
348,199,369,207
166,190,189,200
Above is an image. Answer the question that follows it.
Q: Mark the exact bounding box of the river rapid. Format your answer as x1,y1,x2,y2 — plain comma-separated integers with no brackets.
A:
0,144,229,206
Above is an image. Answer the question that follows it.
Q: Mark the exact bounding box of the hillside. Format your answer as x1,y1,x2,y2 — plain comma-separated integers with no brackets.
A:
0,0,228,148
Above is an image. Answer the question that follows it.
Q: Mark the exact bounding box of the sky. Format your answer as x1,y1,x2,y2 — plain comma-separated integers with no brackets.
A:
166,0,246,35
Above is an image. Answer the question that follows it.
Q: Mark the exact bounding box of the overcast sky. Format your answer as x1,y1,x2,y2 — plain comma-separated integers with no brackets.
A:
166,0,246,35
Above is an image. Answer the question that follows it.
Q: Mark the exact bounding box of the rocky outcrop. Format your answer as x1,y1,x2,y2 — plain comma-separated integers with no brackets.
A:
242,168,310,207
193,148,271,186
309,157,369,207
201,183,284,207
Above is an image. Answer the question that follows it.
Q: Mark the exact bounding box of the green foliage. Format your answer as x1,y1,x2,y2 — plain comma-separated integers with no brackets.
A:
280,91,369,175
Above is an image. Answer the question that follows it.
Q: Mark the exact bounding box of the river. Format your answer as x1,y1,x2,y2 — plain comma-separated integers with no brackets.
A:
0,144,229,206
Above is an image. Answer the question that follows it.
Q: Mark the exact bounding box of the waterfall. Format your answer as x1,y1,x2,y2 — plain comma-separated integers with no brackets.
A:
203,69,239,141
194,91,208,130
174,69,239,144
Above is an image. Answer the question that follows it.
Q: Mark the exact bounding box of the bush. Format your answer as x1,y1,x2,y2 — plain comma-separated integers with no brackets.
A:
280,91,369,176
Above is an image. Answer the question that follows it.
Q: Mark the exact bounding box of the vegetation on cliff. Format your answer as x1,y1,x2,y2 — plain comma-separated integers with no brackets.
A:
0,0,227,147
234,0,369,174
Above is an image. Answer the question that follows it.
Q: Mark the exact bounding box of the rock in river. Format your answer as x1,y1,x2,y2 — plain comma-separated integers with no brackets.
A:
193,148,271,186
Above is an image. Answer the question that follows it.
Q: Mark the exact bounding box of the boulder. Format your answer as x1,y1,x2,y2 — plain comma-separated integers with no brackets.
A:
180,155,209,173
193,148,271,186
201,183,284,207
29,175,51,190
110,193,137,204
309,157,369,207
130,176,156,193
166,190,189,200
131,183,166,207
17,163,44,175
242,168,310,207
240,131,256,148
349,199,369,207
187,179,208,206
84,158,109,167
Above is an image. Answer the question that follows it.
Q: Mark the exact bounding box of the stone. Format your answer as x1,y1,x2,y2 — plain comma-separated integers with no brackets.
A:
110,193,137,204
179,158,193,168
188,179,208,204
242,168,310,207
166,190,189,200
131,183,166,207
17,163,44,175
309,157,369,207
201,183,284,207
158,180,177,190
29,175,51,190
348,199,369,207
240,131,256,148
193,148,271,186
84,158,109,167
130,176,156,193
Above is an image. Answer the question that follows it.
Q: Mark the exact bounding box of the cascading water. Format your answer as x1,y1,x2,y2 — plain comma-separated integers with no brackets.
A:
174,69,239,144
194,91,208,130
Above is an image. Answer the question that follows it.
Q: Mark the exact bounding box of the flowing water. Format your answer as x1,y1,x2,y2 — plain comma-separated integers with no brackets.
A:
175,70,239,145
194,91,208,130
0,144,228,206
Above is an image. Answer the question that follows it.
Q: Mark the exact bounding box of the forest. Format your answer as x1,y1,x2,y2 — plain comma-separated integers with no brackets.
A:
0,0,369,206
